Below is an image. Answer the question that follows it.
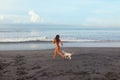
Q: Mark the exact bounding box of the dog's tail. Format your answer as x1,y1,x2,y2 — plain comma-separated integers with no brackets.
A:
62,50,65,53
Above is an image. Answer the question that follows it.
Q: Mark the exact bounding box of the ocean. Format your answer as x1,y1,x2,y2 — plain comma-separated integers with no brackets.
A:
0,24,120,50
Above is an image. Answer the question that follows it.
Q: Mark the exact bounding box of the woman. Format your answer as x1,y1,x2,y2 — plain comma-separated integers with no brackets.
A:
53,35,64,59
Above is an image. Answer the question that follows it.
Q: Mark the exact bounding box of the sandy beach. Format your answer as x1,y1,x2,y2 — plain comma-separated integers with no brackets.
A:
0,47,120,80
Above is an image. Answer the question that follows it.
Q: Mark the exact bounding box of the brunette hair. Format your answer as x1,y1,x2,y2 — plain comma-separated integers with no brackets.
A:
55,35,60,43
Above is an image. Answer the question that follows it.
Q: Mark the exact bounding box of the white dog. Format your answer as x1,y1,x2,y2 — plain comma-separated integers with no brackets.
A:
62,51,72,60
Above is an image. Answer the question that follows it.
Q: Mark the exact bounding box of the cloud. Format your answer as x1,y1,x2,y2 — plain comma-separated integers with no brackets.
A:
28,10,44,23
0,16,4,20
0,10,45,24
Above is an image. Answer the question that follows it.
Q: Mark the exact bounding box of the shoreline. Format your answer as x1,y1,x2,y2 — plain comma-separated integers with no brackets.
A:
0,47,120,80
0,47,120,52
0,42,120,51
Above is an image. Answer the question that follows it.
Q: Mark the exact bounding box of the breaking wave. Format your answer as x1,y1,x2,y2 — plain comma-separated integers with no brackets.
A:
0,36,119,43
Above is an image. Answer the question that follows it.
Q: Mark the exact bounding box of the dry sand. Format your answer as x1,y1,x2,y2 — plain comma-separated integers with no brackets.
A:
0,47,120,80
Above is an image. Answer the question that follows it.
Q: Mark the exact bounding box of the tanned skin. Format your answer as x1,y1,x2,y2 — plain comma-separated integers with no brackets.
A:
53,35,65,59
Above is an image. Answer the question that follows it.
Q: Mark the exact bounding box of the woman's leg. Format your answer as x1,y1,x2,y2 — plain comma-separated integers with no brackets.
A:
56,49,64,59
53,49,57,59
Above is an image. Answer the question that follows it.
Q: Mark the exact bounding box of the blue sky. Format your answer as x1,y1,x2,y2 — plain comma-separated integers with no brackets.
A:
0,0,120,27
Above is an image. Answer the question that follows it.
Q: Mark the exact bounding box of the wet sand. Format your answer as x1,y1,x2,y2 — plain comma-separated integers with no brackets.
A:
0,47,120,80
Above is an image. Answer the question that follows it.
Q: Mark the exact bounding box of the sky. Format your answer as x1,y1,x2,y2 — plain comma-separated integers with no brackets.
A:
0,0,120,27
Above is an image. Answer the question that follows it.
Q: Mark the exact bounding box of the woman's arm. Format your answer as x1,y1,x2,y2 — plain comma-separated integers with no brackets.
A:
53,39,55,44
60,39,63,46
